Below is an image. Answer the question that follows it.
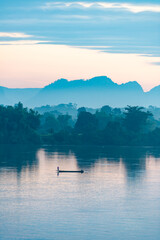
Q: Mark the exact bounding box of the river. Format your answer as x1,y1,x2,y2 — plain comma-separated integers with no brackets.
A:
0,145,160,240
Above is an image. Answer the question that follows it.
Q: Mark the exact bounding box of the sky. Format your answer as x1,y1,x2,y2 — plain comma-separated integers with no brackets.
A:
0,0,160,91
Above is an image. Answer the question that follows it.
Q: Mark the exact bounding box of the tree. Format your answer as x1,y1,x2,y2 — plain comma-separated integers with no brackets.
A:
101,105,112,115
75,111,97,133
42,114,59,133
124,106,152,132
0,103,40,144
102,121,125,145
57,114,72,130
77,107,86,116
95,110,111,130
113,108,121,116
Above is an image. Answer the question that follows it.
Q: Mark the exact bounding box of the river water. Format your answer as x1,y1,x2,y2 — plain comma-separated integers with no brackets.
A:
0,145,160,240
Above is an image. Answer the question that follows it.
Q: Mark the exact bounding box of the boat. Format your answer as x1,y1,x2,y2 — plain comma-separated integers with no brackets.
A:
57,167,84,173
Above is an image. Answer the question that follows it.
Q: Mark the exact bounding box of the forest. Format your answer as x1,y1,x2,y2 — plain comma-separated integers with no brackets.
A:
1,102,160,146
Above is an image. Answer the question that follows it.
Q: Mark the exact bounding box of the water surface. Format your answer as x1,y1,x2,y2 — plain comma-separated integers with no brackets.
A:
0,145,160,240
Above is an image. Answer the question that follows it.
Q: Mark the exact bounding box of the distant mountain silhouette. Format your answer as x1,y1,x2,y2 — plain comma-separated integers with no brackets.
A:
0,87,40,106
0,76,159,107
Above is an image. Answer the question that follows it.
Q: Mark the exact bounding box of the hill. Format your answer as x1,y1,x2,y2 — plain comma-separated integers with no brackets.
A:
0,76,159,107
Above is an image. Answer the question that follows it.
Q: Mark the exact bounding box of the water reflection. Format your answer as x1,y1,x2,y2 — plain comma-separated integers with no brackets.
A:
0,145,160,182
43,146,156,181
0,144,39,179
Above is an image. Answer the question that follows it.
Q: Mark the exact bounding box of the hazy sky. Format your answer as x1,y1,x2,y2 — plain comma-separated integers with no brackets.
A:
0,0,160,90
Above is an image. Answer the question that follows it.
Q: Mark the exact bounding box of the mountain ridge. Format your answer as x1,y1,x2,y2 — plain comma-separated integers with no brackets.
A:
0,76,159,107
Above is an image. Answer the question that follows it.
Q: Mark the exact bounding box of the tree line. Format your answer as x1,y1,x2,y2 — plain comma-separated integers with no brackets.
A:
1,103,160,146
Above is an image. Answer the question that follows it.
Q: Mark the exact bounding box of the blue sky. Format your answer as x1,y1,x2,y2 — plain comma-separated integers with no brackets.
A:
0,0,160,89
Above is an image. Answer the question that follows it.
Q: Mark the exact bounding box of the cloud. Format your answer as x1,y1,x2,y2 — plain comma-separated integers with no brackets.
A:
151,62,160,66
0,33,51,45
75,45,111,49
42,2,160,13
0,40,50,45
0,32,33,38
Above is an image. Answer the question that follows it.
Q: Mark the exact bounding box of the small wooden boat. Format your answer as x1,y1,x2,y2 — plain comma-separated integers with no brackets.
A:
57,167,84,173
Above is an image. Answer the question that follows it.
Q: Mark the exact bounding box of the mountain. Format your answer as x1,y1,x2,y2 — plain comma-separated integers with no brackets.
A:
0,76,159,108
0,87,40,106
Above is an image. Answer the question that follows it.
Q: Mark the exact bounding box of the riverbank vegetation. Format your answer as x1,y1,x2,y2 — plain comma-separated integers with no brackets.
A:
1,103,160,146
